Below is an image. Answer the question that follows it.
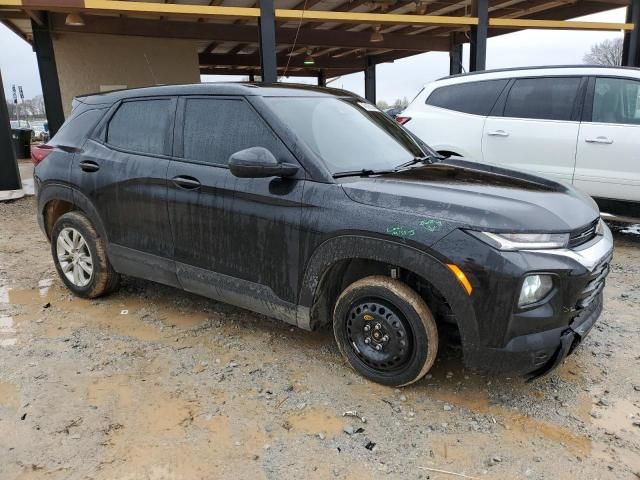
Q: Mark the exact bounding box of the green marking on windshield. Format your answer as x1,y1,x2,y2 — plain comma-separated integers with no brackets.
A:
386,226,415,238
419,219,443,233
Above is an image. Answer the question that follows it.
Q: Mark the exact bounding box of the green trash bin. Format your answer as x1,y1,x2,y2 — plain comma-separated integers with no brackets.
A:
11,128,33,159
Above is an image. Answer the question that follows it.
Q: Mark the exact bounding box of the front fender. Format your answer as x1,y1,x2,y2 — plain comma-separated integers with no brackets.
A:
297,235,479,347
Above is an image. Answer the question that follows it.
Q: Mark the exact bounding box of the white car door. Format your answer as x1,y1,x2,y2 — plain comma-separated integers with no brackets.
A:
482,76,584,183
575,76,640,207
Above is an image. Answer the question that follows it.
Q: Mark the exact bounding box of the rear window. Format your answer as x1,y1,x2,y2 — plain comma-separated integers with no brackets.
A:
51,108,106,147
426,80,508,116
503,77,581,121
106,99,173,155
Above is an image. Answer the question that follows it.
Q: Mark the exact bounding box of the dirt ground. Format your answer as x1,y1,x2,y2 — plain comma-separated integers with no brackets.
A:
1,192,639,479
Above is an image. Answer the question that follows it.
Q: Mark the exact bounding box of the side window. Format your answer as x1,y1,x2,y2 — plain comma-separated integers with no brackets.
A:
592,77,640,125
106,99,173,155
426,80,509,116
51,108,106,147
503,77,581,121
182,98,285,165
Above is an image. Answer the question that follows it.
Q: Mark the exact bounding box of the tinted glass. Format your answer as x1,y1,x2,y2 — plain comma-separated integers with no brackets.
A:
51,108,106,147
503,77,580,121
182,98,284,165
592,77,640,125
265,97,429,174
426,80,508,116
107,99,172,155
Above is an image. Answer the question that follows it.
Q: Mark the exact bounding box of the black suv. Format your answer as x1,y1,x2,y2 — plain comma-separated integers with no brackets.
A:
33,83,613,386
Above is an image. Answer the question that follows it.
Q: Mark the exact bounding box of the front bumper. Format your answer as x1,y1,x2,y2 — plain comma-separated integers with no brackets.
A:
527,291,602,380
434,223,614,378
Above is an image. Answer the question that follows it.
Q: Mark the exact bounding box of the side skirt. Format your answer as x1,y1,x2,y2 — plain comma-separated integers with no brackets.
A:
176,262,300,327
108,244,181,289
594,197,640,223
107,244,306,328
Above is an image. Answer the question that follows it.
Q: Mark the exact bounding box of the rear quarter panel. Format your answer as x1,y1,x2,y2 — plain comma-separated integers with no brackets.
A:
404,105,485,160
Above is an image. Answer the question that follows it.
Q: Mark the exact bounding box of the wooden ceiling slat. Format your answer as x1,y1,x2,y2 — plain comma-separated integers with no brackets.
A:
48,13,453,50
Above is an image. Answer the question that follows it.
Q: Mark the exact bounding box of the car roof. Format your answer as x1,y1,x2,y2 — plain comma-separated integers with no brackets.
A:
74,82,363,106
432,65,640,85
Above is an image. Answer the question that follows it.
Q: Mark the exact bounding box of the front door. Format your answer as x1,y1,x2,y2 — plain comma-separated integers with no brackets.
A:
482,76,584,183
575,76,640,216
167,96,304,320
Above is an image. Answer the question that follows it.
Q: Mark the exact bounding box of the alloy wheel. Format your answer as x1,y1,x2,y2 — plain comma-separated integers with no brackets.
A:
56,227,93,287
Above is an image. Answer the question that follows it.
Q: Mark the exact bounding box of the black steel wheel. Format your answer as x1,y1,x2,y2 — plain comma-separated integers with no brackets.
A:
333,276,438,386
345,300,414,372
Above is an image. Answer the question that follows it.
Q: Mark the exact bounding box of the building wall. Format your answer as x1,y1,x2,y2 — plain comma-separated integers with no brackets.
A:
52,33,201,116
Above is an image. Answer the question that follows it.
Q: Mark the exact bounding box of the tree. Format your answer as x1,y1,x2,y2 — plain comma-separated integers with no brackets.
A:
376,100,390,110
393,96,409,109
583,38,623,67
5,95,47,122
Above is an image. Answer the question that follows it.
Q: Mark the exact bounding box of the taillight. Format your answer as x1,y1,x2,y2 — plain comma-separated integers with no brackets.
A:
31,144,54,166
396,116,412,125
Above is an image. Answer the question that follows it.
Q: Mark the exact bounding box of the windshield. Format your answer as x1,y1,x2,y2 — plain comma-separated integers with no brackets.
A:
264,97,431,174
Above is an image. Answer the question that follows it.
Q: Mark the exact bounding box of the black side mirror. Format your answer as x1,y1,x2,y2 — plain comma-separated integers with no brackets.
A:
228,147,299,178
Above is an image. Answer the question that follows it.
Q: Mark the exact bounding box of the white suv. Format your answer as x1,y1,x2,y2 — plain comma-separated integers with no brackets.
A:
400,66,640,222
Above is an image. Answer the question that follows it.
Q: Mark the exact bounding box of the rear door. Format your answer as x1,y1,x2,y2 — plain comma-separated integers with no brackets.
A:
405,79,508,160
482,76,585,183
167,96,304,317
575,76,640,212
73,97,178,285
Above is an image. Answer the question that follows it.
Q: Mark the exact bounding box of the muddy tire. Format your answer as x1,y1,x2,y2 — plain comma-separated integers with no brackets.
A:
333,275,438,387
51,211,120,299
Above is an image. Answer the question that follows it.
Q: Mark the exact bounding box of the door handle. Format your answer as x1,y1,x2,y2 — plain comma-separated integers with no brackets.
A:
487,130,509,137
172,175,201,190
79,160,100,172
585,136,613,145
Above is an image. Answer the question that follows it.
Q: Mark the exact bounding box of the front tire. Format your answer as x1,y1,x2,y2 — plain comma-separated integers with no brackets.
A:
51,211,120,298
333,276,438,387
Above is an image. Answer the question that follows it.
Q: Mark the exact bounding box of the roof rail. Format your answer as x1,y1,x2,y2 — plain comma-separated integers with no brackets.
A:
436,64,640,81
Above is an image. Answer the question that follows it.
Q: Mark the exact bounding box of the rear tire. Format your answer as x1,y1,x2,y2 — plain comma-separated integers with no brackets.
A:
51,211,120,299
333,275,438,387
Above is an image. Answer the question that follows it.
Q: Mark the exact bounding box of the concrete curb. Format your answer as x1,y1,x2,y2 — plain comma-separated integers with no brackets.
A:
0,179,34,202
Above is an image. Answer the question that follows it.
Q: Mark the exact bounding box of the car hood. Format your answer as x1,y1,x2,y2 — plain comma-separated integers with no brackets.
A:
339,159,599,231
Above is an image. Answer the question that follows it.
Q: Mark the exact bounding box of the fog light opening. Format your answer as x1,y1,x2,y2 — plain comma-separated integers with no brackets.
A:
518,274,553,307
447,264,473,295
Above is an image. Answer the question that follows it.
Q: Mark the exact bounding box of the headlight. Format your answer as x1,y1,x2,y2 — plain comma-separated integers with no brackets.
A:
468,231,569,250
518,274,554,307
595,218,606,236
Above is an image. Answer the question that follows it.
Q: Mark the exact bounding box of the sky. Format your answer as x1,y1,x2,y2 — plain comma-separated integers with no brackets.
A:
0,7,627,105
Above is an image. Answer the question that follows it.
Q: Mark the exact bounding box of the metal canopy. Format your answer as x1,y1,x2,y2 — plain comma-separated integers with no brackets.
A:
0,0,634,79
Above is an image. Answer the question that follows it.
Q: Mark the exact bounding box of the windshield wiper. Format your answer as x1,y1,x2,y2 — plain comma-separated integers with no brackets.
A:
332,168,397,179
395,155,434,170
333,156,437,179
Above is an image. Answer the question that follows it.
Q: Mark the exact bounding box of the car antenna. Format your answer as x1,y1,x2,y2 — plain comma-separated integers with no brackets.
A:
143,52,159,85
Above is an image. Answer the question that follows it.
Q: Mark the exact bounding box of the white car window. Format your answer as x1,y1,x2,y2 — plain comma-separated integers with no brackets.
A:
592,77,640,125
503,77,581,121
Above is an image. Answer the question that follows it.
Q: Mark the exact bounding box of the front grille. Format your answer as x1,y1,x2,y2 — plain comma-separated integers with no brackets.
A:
575,255,611,310
568,219,599,249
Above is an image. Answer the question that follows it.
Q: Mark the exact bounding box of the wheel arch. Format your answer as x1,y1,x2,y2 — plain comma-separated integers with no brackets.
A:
38,184,109,243
297,235,479,346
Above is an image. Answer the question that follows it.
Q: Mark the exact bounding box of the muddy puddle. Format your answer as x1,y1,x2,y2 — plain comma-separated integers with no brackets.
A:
0,381,19,409
286,407,346,437
1,282,212,343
